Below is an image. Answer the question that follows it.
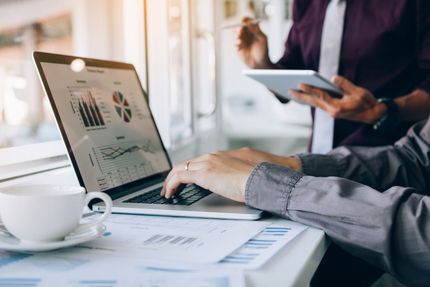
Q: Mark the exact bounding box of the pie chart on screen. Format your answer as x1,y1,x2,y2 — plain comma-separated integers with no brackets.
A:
113,91,132,123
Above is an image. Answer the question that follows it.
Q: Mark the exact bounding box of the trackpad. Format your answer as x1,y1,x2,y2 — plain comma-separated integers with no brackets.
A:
199,194,243,207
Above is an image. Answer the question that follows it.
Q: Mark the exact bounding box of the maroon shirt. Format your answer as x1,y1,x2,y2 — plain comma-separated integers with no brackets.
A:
277,0,430,148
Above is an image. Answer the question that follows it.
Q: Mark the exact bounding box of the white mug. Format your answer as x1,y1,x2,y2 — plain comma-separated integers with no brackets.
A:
0,185,112,243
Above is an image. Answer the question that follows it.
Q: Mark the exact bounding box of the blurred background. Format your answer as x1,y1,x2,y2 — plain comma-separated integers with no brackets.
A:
0,0,311,156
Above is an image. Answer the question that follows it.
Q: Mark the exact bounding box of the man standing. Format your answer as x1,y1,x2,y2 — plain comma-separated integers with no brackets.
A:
237,0,430,152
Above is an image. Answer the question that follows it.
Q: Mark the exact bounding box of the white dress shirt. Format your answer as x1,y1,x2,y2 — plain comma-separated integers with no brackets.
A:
311,0,347,153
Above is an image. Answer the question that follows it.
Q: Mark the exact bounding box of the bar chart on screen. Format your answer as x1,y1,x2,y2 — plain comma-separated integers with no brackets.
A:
68,87,112,131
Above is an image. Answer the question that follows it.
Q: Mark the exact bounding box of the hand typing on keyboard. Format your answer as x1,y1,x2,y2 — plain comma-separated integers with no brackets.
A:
161,152,255,203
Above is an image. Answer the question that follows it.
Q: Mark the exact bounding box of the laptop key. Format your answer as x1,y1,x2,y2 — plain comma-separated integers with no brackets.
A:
125,184,211,205
154,198,167,204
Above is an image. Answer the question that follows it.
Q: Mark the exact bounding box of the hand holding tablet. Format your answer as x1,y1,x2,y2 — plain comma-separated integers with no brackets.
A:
243,69,343,104
244,69,383,124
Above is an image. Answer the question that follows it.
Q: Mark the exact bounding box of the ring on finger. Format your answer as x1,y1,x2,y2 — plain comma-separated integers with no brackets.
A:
185,161,191,171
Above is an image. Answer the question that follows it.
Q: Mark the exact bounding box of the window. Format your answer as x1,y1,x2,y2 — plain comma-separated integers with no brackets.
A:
167,0,193,144
1,0,220,176
0,14,72,148
0,0,149,179
147,0,219,150
0,0,149,151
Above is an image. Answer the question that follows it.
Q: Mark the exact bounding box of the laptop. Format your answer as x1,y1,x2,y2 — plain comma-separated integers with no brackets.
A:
33,52,262,220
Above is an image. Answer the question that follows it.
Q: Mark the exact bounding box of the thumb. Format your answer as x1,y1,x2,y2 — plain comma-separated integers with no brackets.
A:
241,17,265,37
332,76,359,94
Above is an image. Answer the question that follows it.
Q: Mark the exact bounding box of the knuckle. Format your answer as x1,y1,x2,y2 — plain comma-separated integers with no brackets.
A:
302,87,311,94
203,162,213,171
208,152,220,159
177,172,185,181
165,182,174,193
171,174,179,184
202,154,212,161
358,89,368,97
329,108,340,117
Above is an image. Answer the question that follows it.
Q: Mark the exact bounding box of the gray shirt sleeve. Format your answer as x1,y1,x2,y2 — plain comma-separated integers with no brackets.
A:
297,120,430,193
245,118,430,286
246,164,430,286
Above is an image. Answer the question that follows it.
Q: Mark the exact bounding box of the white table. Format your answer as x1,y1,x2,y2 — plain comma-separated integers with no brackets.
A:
0,166,328,287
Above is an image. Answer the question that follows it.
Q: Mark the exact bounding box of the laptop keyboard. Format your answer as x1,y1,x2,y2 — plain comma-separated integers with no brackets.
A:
124,184,211,206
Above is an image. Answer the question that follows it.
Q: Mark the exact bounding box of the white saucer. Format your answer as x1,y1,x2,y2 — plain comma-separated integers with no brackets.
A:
0,223,106,252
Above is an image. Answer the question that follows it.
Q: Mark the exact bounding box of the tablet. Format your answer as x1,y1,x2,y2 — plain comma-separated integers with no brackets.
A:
243,69,343,102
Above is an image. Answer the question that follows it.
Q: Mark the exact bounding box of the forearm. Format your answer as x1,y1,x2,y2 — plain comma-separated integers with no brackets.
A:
395,89,430,121
245,163,430,286
354,89,430,125
298,145,425,192
298,120,430,192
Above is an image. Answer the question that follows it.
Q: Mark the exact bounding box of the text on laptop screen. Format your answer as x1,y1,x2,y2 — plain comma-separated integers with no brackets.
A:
41,62,170,192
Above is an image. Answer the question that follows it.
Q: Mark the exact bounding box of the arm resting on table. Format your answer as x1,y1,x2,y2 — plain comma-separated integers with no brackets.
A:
245,163,430,286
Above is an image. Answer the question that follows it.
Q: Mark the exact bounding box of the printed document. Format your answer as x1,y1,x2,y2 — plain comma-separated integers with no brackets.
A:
221,219,308,269
0,256,245,287
77,214,269,263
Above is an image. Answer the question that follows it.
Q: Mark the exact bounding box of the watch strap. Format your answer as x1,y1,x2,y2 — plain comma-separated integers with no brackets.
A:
373,98,400,131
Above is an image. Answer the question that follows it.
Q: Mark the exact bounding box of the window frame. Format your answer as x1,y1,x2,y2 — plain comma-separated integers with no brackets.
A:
0,0,149,180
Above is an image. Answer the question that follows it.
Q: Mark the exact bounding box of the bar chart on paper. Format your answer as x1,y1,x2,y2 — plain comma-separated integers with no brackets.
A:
221,220,307,269
0,270,245,287
0,251,31,269
78,214,269,264
0,278,42,287
69,279,118,287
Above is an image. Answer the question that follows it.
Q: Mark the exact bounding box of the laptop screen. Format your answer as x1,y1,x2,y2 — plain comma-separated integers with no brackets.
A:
39,59,171,193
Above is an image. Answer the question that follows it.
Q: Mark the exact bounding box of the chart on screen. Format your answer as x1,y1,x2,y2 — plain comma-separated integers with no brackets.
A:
40,62,171,193
68,87,111,130
90,139,162,190
113,91,132,123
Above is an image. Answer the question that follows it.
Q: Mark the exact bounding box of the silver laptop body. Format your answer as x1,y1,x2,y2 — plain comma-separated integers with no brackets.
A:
34,52,262,220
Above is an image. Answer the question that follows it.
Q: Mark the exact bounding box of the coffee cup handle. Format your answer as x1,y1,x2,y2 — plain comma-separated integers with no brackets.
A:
76,192,113,231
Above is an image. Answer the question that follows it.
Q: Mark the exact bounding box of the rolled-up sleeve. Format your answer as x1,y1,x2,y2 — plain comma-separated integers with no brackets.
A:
245,118,430,286
245,163,430,286
245,163,303,215
297,120,430,193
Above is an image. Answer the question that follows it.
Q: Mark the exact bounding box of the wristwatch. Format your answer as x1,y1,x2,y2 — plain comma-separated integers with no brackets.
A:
373,98,400,131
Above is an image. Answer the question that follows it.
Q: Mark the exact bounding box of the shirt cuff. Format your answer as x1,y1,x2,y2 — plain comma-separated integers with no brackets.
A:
297,153,346,177
245,162,303,215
